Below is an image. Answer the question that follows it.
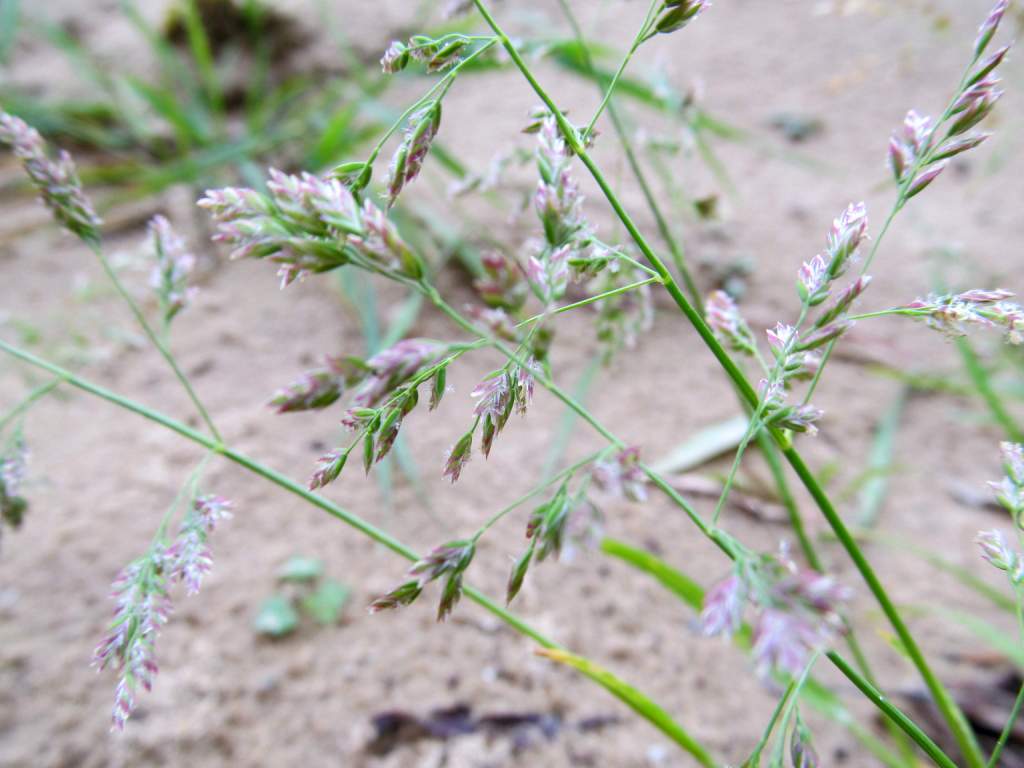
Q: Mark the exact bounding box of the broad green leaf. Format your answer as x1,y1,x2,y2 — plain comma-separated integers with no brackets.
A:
277,556,324,583
301,579,351,625
253,595,299,637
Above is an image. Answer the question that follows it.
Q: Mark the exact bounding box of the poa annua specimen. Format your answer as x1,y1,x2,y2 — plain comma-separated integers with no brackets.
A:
1,1,1022,765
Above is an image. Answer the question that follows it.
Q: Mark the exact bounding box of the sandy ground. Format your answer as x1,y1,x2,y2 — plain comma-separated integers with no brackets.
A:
1,1,1023,766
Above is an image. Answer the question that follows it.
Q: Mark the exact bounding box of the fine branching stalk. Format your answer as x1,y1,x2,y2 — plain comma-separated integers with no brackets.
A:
88,240,224,443
553,0,701,306
0,338,715,763
2,1,1019,764
468,1,996,763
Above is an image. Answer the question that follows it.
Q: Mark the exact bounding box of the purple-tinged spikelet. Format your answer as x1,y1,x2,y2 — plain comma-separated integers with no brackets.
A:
593,447,648,502
700,548,850,677
975,0,1009,56
700,574,745,637
888,110,933,183
92,550,172,730
0,111,101,244
976,529,1020,577
270,357,353,413
706,290,758,356
148,216,197,324
94,494,231,729
905,290,1024,344
347,339,443,413
989,441,1024,520
443,432,473,483
381,41,410,73
475,251,528,311
371,540,475,620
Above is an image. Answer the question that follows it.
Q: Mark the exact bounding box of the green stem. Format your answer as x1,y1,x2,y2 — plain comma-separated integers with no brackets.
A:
556,0,702,306
90,243,223,443
787,448,982,766
758,432,821,571
365,38,498,167
828,652,959,768
745,674,800,766
988,676,1024,768
581,0,659,138
474,449,605,540
956,337,1024,442
0,337,715,761
0,377,64,432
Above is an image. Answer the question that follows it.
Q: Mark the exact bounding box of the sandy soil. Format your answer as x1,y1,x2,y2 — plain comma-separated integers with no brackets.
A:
1,1,1023,766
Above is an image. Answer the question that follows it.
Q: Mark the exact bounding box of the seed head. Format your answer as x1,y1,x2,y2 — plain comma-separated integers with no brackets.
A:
790,715,820,768
798,253,829,301
699,549,850,677
975,0,1009,56
148,216,197,324
527,486,573,562
1001,441,1024,486
705,290,757,356
92,550,172,730
654,0,711,35
349,339,443,412
976,529,1019,576
368,580,422,613
309,449,349,490
270,357,351,413
443,432,473,483
0,111,101,244
466,305,518,341
824,202,868,277
386,101,442,206
371,540,475,621
592,447,647,502
350,200,425,279
506,542,535,605
381,40,410,73
475,251,528,311
906,290,1023,344
699,574,745,637
888,111,932,183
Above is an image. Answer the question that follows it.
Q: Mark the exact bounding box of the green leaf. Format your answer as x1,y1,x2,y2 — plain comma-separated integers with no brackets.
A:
600,537,703,610
253,595,299,637
928,607,1024,668
301,579,351,625
277,556,324,583
650,415,748,475
0,0,20,65
855,386,908,527
536,648,716,768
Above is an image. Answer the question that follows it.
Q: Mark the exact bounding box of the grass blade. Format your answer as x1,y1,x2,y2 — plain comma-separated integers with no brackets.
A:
535,647,717,767
957,337,1024,442
0,0,20,64
650,415,748,475
856,386,908,528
